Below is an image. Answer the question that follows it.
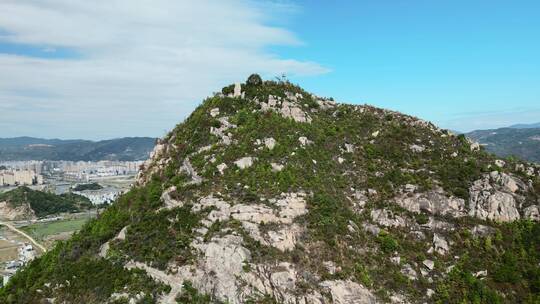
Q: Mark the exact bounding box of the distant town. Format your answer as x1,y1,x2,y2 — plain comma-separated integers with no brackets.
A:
0,160,144,204
0,160,146,285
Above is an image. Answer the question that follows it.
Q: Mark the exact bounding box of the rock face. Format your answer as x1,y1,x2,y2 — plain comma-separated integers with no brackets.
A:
121,192,327,304
259,94,312,123
395,190,467,218
468,172,522,222
320,280,378,304
524,205,540,220
0,201,36,221
395,171,529,223
371,209,409,228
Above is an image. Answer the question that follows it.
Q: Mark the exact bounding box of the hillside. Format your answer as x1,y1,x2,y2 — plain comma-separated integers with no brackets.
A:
509,122,540,129
466,127,540,163
0,187,93,220
1,75,540,303
0,137,156,161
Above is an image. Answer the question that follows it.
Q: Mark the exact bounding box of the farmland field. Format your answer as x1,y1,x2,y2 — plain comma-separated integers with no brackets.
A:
21,217,91,247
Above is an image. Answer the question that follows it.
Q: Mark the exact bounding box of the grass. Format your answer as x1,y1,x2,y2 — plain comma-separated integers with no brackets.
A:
21,217,91,241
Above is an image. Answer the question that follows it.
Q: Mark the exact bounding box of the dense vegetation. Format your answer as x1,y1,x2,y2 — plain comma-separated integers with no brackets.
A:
0,180,169,303
1,76,539,303
0,187,93,217
73,182,103,191
434,221,540,303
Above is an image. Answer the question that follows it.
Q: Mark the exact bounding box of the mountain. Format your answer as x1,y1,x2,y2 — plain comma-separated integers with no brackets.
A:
509,122,540,129
1,75,540,303
466,127,540,163
0,137,157,161
0,186,92,220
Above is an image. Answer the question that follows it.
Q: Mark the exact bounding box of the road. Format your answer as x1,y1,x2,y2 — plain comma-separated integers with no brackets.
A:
0,221,47,252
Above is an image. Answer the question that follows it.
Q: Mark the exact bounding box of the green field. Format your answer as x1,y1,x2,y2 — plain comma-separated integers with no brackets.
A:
21,217,91,241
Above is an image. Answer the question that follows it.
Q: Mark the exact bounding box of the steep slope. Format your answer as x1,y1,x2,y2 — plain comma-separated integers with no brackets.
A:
466,127,540,163
1,76,540,303
0,187,93,220
0,137,156,161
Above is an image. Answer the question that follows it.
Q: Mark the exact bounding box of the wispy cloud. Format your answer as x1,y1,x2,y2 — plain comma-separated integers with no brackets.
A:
439,107,540,132
0,0,328,139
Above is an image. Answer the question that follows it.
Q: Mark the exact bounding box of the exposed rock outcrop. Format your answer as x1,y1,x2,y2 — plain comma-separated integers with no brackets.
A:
0,201,36,221
320,280,378,304
468,172,522,222
259,94,312,123
394,190,467,218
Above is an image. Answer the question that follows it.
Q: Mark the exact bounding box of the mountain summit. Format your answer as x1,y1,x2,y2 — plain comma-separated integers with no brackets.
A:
2,76,540,303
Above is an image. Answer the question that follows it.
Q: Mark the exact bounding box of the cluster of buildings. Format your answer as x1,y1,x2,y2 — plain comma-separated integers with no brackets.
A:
0,160,144,183
0,169,43,186
50,160,144,181
2,243,36,286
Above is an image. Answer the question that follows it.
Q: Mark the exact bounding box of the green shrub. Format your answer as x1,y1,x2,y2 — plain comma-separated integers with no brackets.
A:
377,231,399,253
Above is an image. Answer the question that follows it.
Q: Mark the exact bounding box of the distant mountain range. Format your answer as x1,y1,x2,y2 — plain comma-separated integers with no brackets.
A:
0,137,156,161
509,122,540,129
466,123,540,163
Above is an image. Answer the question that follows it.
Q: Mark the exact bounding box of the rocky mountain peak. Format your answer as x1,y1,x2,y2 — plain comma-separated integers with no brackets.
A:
2,75,540,303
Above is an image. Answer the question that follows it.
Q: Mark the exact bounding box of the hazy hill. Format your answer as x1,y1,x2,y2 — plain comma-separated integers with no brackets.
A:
0,137,156,161
509,122,540,129
466,127,540,163
2,76,540,303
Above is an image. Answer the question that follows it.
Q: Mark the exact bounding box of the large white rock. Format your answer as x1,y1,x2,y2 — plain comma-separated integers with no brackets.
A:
234,157,255,169
180,158,202,185
281,101,311,123
271,163,284,172
469,174,521,222
422,259,435,271
266,224,303,251
371,209,408,228
210,108,220,117
432,233,449,255
469,191,520,222
320,280,378,304
401,264,417,281
160,186,184,210
524,205,540,221
210,117,237,146
394,191,466,218
343,143,355,153
298,136,313,146
193,193,307,252
99,226,129,258
264,137,276,150
470,142,481,151
409,144,425,153
217,163,228,175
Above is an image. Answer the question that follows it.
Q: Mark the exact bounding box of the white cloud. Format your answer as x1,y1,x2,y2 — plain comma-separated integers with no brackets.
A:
0,0,328,139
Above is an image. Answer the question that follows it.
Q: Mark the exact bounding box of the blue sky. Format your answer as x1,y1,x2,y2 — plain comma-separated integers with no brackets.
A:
280,0,540,131
0,0,539,139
